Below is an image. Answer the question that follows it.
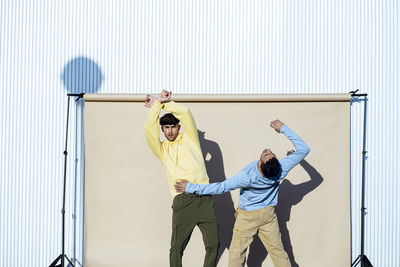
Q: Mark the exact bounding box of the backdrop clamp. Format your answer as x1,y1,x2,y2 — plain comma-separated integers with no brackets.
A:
68,93,85,101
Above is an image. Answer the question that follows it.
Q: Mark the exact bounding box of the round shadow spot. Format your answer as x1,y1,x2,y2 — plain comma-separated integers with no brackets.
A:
61,57,103,93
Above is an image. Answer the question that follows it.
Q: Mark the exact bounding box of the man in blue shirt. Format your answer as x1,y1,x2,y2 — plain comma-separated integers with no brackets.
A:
174,120,310,267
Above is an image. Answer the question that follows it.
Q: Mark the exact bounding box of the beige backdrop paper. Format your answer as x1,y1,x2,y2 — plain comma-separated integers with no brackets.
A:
84,95,350,267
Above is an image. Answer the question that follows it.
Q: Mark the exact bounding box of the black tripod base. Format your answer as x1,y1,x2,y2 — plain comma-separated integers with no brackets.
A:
49,254,75,267
352,254,373,267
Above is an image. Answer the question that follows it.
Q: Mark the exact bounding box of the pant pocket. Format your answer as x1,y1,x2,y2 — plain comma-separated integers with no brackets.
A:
206,195,216,207
172,194,182,210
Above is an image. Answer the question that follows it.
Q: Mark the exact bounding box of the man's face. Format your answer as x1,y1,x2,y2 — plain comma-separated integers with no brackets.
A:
260,148,276,164
162,124,181,141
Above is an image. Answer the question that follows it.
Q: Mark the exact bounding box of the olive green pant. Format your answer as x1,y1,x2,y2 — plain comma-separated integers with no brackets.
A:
170,193,220,267
228,206,291,267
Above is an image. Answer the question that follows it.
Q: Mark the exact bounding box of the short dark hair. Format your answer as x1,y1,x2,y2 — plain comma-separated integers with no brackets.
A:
160,113,180,126
260,157,281,178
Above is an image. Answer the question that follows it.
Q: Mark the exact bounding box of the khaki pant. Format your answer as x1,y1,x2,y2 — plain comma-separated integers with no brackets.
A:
228,206,291,267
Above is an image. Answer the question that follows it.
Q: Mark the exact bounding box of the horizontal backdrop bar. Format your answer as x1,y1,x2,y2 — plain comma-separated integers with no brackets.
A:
84,93,352,102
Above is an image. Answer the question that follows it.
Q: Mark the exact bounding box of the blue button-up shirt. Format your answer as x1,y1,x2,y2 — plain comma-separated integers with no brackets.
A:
185,125,310,211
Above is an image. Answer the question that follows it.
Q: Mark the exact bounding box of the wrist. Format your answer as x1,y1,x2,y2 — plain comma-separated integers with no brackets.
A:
161,98,171,104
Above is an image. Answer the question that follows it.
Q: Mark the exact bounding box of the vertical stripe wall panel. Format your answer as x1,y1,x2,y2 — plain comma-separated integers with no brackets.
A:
1,1,399,266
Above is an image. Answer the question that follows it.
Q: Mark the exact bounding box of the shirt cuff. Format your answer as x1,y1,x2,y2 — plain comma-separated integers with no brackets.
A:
162,101,176,111
280,124,289,133
185,182,194,193
150,100,163,112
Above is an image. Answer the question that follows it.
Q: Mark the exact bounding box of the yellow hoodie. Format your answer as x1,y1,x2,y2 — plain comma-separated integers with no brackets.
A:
144,101,209,197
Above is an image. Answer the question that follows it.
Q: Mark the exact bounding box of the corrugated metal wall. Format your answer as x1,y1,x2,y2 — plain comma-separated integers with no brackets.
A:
1,1,398,266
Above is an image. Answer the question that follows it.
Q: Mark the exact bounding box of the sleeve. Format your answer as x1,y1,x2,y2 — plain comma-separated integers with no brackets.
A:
185,171,250,195
163,101,199,144
278,125,311,180
144,100,164,162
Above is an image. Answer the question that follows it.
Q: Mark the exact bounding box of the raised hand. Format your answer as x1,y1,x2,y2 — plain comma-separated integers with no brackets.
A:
158,90,172,103
144,94,156,108
174,179,188,193
270,119,284,133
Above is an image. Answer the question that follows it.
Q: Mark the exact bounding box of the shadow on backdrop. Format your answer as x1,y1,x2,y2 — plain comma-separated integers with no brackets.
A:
61,56,103,94
198,130,236,265
247,158,324,267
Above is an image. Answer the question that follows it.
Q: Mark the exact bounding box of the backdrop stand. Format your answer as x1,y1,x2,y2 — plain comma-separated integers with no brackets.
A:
350,90,373,267
49,93,84,267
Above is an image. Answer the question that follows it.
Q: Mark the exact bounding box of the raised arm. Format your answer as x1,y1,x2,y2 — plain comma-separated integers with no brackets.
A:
174,171,250,195
144,96,164,161
163,101,199,144
277,124,310,179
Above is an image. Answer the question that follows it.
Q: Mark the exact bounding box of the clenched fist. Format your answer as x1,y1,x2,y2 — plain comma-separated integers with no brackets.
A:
270,120,284,133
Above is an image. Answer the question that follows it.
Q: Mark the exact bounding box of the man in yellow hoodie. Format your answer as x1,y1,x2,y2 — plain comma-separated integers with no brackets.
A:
144,90,220,267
